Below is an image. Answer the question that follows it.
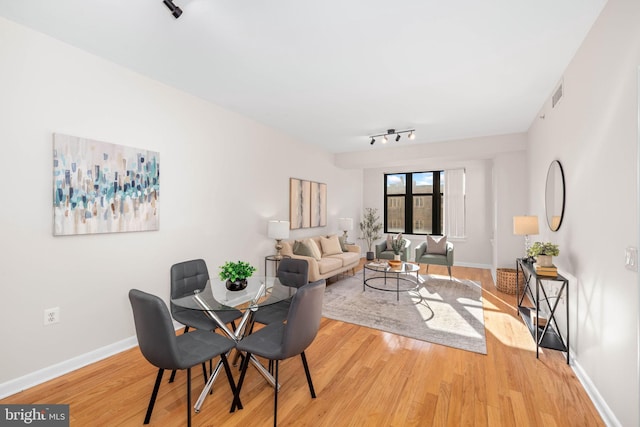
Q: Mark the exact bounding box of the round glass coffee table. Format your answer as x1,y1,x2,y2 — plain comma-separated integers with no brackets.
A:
363,261,420,301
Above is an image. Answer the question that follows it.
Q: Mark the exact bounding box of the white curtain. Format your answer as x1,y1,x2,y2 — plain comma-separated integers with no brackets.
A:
444,168,465,238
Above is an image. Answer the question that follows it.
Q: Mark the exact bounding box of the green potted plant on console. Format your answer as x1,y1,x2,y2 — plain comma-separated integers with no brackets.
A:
527,242,559,267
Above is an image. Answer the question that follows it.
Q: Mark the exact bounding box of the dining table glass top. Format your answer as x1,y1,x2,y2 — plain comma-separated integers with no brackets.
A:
171,276,296,311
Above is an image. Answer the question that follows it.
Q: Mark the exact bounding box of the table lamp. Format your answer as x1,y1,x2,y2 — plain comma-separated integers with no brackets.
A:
513,215,539,261
268,220,290,260
338,217,353,243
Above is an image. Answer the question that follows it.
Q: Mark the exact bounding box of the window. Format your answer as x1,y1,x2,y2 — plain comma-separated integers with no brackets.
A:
384,171,443,235
384,169,465,237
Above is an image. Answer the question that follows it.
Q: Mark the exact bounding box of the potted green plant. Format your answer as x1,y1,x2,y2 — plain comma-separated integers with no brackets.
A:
391,235,404,261
527,242,559,267
359,207,383,261
218,260,257,291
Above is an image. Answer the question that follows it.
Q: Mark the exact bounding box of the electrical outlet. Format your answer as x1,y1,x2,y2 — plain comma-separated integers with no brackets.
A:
44,307,60,326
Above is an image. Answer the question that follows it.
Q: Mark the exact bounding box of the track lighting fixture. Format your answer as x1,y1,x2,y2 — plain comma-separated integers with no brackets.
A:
163,0,183,19
368,128,416,146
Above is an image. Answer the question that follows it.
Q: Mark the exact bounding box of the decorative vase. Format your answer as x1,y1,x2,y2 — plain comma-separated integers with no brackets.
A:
226,278,248,291
393,254,401,261
366,251,375,261
536,255,553,267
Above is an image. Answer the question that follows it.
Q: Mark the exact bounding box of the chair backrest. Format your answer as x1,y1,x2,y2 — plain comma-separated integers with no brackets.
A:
129,289,181,370
277,258,309,288
280,279,326,358
170,259,209,313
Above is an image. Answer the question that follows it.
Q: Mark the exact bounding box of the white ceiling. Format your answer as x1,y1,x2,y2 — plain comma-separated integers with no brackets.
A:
0,0,607,153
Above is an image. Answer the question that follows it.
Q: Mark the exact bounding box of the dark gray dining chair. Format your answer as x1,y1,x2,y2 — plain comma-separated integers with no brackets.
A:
170,259,242,382
232,279,326,426
252,258,309,326
171,259,243,331
129,289,239,427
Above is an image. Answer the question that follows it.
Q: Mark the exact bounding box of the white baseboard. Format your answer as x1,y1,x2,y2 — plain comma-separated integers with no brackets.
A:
0,322,184,400
571,359,620,427
0,336,137,400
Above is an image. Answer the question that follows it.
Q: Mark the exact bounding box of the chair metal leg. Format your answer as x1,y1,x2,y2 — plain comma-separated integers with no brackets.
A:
144,368,164,424
231,351,252,412
448,266,452,279
220,354,242,410
187,367,192,427
426,264,429,273
300,352,316,398
273,360,279,427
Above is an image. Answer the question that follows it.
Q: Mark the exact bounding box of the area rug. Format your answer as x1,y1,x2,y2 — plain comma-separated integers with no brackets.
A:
322,272,487,354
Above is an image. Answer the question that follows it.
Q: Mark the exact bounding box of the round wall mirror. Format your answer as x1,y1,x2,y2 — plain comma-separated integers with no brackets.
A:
545,160,565,231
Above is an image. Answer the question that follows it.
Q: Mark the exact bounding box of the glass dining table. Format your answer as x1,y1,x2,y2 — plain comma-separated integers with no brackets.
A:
171,275,297,412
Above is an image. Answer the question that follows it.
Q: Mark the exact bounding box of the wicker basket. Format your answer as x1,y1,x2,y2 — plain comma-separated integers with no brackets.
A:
496,268,524,294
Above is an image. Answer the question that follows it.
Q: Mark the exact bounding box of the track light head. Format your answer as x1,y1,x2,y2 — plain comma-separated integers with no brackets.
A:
382,135,388,144
370,138,375,145
163,0,183,18
395,134,401,142
408,131,415,140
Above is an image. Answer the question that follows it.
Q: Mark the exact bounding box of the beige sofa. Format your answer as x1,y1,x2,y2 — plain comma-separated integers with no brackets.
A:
280,235,361,282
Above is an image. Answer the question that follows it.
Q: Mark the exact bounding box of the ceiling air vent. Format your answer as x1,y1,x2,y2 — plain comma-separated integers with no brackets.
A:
552,81,563,108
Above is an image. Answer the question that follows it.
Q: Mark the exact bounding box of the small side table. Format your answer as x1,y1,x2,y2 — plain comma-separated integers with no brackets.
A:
264,254,291,277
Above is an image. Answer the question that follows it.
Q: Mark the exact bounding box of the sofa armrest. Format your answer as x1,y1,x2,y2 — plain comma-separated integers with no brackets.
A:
446,242,454,264
415,241,427,260
375,240,387,258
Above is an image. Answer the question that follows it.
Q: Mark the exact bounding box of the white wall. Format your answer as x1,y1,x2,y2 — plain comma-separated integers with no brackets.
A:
492,151,529,273
0,16,361,390
527,0,640,425
350,135,527,267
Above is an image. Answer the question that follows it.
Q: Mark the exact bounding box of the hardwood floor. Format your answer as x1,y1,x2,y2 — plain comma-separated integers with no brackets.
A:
1,263,604,426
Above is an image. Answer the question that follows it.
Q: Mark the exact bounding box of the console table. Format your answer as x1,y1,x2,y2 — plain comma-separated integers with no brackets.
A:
516,258,569,364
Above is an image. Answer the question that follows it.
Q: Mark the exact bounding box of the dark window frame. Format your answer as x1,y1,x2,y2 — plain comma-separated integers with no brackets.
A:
383,171,444,235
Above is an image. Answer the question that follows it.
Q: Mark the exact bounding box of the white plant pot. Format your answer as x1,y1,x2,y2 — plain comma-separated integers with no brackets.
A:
536,255,553,267
393,254,401,261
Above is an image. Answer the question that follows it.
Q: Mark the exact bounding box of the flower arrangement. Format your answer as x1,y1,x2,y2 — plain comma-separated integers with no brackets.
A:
527,242,560,257
218,261,256,282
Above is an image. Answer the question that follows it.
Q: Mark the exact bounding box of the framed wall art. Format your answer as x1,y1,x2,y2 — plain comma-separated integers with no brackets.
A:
52,133,160,236
290,178,326,229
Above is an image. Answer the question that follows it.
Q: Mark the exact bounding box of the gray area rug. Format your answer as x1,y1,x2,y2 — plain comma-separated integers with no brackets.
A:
323,272,487,354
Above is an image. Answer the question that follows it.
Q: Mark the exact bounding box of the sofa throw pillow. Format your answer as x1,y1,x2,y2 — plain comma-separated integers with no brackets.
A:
292,240,315,258
338,235,349,252
321,235,343,256
303,238,323,260
426,235,447,255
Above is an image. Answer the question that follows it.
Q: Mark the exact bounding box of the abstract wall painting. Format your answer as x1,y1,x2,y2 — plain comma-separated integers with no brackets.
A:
290,178,325,229
310,182,327,227
289,178,310,230
53,133,160,236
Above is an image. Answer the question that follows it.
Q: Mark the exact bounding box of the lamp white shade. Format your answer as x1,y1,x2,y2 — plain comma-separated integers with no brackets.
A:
338,217,353,231
513,216,539,235
268,220,290,240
